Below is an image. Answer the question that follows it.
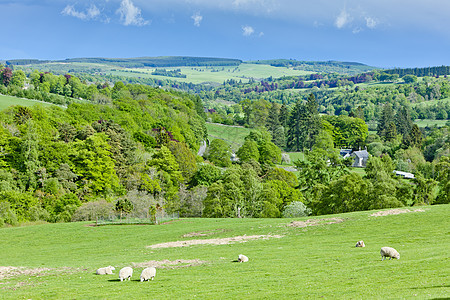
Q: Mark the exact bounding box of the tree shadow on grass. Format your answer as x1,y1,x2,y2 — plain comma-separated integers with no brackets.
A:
410,285,449,290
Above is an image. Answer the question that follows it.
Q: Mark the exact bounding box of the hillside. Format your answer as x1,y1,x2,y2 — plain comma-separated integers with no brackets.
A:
0,205,448,298
6,56,243,68
0,94,58,110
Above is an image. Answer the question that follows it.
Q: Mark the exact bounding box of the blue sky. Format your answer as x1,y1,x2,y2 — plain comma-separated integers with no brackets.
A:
1,0,450,68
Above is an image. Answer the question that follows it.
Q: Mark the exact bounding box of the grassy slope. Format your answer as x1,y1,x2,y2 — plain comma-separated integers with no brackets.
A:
205,122,251,151
0,94,56,111
0,205,448,299
91,64,313,85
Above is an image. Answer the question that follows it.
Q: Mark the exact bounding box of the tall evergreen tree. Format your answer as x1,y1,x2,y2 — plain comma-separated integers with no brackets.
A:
279,104,289,129
403,124,422,148
377,103,395,140
395,107,413,137
286,94,321,151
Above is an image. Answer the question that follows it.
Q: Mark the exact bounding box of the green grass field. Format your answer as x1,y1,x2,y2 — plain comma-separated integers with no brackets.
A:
205,122,252,151
413,119,448,128
111,64,312,84
0,94,57,111
1,205,448,299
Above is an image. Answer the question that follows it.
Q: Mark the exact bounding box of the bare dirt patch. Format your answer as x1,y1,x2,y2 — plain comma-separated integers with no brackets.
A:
132,259,207,269
0,266,52,280
181,229,228,238
370,208,425,217
147,234,283,249
288,218,345,228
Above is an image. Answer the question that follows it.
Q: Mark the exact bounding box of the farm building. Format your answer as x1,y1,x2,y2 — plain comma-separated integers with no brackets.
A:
340,149,370,168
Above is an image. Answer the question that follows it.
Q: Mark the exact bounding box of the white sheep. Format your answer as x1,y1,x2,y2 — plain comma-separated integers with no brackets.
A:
355,240,365,247
119,267,133,281
238,254,249,263
380,247,400,260
140,267,156,282
96,266,115,275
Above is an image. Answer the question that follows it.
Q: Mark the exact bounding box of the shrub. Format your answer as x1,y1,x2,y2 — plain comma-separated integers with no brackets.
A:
282,201,311,218
0,201,18,226
71,200,115,221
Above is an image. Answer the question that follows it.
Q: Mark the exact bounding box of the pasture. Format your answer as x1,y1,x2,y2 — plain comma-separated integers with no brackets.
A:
0,205,448,299
414,119,448,128
205,122,251,151
111,63,312,84
0,94,56,111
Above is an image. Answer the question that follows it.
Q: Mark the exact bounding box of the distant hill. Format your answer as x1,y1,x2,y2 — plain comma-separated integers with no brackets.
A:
4,56,377,75
6,56,242,68
247,59,378,75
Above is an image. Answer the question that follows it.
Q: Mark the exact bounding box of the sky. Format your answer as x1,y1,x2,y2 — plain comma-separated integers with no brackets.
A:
1,0,450,68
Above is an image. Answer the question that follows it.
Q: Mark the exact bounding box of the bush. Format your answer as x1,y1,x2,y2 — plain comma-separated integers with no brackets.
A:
0,201,18,226
71,200,115,221
27,206,50,222
282,201,311,218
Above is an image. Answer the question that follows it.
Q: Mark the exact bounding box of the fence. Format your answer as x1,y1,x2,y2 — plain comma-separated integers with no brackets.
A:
95,212,179,226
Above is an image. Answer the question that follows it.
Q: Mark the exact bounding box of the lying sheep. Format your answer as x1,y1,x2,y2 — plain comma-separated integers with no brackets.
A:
96,266,115,275
119,267,133,281
238,254,249,263
140,267,156,282
380,247,400,260
355,240,365,247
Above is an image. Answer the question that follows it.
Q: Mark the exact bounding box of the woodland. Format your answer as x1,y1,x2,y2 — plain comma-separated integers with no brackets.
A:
0,58,448,225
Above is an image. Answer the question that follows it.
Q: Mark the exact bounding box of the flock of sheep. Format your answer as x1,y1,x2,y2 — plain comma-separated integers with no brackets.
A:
95,254,249,282
96,266,156,282
96,244,399,283
355,240,401,260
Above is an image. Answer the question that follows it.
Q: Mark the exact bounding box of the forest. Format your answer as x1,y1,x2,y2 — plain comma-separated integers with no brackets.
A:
0,62,448,226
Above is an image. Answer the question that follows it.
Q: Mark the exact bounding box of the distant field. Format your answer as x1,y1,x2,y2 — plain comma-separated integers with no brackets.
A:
0,205,448,299
414,119,448,128
411,97,450,107
205,122,251,151
95,63,313,85
0,94,57,111
286,152,305,164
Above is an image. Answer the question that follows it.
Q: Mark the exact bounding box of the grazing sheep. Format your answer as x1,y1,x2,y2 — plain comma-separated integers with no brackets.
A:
119,267,133,281
380,247,400,260
355,240,365,247
238,254,249,263
96,266,115,275
140,267,156,282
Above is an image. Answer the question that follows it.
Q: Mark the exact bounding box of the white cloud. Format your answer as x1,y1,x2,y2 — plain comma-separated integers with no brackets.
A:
242,25,254,36
352,27,362,34
62,4,97,20
335,8,350,29
191,12,203,27
116,0,149,26
87,5,100,19
365,16,378,29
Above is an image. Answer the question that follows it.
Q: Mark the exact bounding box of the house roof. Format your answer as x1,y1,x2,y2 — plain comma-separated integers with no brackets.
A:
351,150,369,159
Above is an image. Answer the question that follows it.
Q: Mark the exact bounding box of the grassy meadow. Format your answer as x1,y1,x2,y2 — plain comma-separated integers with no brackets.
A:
414,119,448,128
0,205,448,299
0,94,57,111
205,122,252,151
110,63,312,84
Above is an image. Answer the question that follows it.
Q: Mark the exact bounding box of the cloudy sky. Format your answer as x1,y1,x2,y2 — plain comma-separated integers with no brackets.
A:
1,0,449,68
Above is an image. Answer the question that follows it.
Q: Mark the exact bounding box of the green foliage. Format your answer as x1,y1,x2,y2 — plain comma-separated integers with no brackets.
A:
205,139,231,167
236,139,259,162
71,200,114,221
191,163,222,186
322,115,368,148
282,201,311,217
435,156,450,204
